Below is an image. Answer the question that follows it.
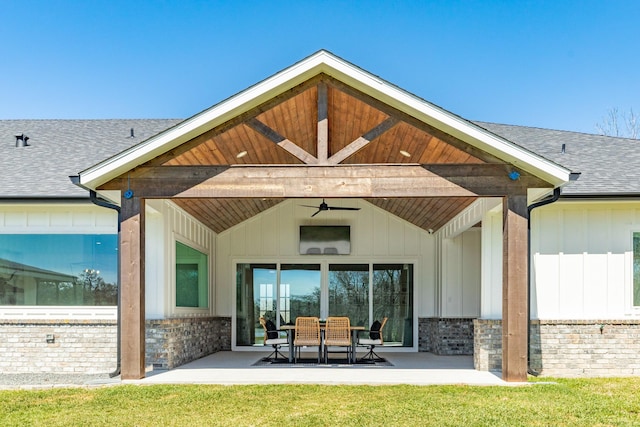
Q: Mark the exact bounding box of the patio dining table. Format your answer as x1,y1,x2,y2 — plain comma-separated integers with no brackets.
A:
279,323,365,363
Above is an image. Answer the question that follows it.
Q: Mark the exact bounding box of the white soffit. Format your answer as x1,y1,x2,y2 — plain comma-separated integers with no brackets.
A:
79,50,572,189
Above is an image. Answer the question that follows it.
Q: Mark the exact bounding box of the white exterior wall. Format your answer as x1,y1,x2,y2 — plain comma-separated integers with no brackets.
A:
480,207,503,319
531,200,640,319
145,200,216,319
0,203,116,234
441,228,481,317
0,203,117,320
215,199,436,318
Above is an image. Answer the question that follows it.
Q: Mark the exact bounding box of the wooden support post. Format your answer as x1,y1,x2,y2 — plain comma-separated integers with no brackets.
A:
502,193,528,382
120,196,146,380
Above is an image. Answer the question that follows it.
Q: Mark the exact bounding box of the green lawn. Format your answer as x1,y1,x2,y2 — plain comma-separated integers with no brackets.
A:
1,378,640,426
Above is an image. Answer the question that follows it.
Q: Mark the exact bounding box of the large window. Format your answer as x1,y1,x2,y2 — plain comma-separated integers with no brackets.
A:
633,233,640,307
0,234,117,306
236,262,413,347
175,241,208,308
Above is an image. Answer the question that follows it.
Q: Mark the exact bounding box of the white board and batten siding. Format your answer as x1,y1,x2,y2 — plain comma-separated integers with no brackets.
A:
479,207,504,319
215,199,437,318
440,228,481,318
145,200,216,319
531,201,640,319
0,204,116,235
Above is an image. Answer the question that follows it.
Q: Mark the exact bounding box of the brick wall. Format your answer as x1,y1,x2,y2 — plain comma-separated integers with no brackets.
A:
418,317,474,355
146,316,231,370
473,319,502,371
0,320,117,374
530,320,640,376
1,316,232,375
474,319,640,376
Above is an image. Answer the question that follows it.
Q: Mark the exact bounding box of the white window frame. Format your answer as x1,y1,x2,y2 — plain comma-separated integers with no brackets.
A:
172,234,210,316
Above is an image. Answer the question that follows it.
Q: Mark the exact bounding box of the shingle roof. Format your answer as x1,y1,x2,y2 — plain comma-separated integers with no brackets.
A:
0,119,182,198
475,122,640,195
0,118,637,198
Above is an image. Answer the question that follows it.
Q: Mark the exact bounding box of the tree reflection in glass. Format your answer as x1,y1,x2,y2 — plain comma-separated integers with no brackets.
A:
328,264,369,328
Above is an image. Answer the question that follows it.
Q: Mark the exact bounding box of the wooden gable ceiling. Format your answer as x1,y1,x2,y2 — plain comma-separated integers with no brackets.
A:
140,75,496,234
160,76,485,167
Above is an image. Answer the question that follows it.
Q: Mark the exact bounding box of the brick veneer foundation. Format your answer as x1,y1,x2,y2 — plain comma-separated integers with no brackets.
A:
0,320,117,374
418,317,474,355
1,316,232,375
145,316,231,370
474,319,640,376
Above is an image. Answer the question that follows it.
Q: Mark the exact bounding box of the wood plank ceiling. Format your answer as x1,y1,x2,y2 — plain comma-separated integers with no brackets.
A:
152,75,487,234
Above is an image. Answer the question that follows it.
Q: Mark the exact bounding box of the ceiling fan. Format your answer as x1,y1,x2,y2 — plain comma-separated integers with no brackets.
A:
301,199,361,217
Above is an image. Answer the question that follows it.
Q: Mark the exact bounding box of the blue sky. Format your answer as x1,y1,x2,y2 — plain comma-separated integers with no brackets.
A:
1,0,638,134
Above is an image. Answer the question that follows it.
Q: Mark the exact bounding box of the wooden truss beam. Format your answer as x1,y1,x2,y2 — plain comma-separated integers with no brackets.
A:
100,165,476,198
422,164,552,195
326,77,508,165
328,117,399,164
148,75,325,166
101,163,550,198
247,118,318,164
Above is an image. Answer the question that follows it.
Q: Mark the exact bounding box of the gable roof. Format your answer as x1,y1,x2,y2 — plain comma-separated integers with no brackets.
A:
0,118,636,199
0,119,181,198
76,50,572,189
1,52,637,201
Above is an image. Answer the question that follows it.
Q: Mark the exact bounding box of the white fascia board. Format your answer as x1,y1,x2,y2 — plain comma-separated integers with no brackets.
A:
79,50,571,189
78,52,333,189
314,54,572,186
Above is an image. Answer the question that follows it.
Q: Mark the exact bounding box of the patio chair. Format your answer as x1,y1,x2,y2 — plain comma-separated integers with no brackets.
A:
293,316,322,363
357,317,388,361
323,316,352,364
259,317,288,361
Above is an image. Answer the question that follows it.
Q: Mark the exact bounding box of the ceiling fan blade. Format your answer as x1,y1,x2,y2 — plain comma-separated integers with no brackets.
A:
311,209,322,217
327,206,361,211
300,205,320,209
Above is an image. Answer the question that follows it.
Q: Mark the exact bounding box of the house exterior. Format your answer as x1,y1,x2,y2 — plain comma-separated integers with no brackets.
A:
2,51,639,381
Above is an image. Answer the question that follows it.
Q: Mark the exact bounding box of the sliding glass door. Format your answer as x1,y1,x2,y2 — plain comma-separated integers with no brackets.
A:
373,264,413,346
279,264,321,324
328,264,369,328
235,263,276,346
235,262,413,347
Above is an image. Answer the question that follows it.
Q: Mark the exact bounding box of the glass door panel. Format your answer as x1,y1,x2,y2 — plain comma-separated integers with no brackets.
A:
235,263,276,346
236,262,414,348
373,264,413,347
280,264,321,324
328,264,369,327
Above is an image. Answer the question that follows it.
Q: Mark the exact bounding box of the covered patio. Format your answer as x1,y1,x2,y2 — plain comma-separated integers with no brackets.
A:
76,51,572,383
129,351,507,386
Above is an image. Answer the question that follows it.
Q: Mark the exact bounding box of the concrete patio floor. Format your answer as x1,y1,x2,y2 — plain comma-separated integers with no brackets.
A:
126,351,511,386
